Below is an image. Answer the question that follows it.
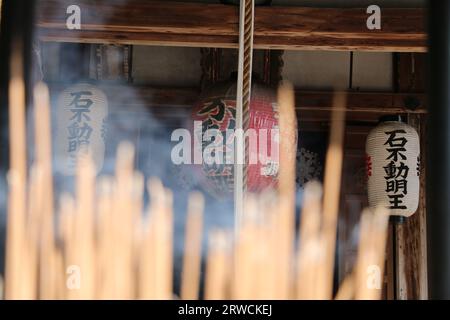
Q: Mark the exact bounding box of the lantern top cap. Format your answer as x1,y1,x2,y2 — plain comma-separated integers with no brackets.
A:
378,114,404,123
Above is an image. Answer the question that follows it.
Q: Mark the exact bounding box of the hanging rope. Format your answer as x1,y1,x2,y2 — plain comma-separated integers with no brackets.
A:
242,0,254,191
235,0,255,228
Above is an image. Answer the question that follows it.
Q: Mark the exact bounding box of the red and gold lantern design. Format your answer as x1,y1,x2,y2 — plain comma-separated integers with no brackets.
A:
191,77,279,198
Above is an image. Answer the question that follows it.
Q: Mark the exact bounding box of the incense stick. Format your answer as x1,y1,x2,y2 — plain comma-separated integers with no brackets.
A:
23,166,43,300
138,197,156,299
233,196,258,299
0,275,4,300
72,155,96,299
320,91,347,299
95,177,113,299
5,42,28,299
33,82,56,300
146,179,173,299
354,207,389,300
3,80,391,301
181,192,204,300
277,82,297,299
205,230,230,300
296,181,322,299
58,193,75,300
114,142,136,299
335,273,355,300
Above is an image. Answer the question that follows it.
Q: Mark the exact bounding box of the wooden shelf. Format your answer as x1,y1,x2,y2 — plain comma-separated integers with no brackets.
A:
37,0,426,52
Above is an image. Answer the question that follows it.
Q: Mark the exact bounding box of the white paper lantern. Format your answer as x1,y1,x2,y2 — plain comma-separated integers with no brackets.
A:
366,118,420,217
55,83,108,175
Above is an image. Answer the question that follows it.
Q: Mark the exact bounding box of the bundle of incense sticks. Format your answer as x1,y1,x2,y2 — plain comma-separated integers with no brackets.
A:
3,74,391,299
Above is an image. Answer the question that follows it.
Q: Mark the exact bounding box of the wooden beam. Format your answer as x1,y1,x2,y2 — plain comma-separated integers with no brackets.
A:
294,91,426,114
48,84,426,114
36,0,426,52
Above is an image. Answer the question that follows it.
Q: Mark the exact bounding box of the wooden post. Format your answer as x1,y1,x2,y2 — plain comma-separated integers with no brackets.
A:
428,2,450,298
394,53,428,300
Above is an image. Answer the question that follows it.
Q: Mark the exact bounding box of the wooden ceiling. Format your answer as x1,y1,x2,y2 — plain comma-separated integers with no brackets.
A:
36,0,426,52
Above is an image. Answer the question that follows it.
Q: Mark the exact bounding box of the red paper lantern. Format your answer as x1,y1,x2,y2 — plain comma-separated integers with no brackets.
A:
191,77,279,198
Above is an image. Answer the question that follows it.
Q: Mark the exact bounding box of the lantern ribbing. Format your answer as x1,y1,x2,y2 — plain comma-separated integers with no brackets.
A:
366,120,420,217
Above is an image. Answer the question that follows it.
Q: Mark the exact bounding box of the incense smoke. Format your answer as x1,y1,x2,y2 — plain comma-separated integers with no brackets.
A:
0,0,335,290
